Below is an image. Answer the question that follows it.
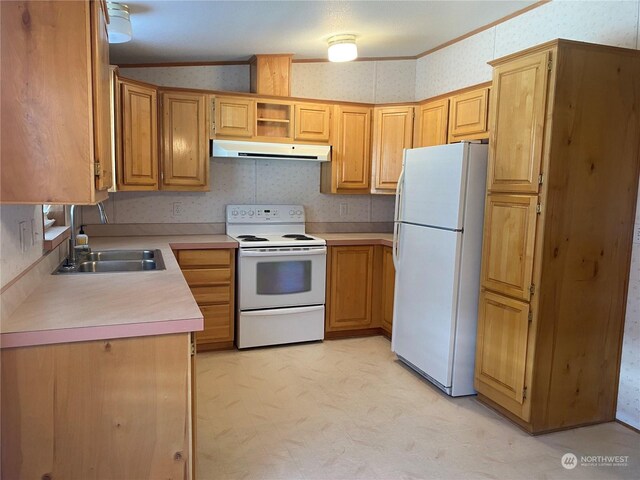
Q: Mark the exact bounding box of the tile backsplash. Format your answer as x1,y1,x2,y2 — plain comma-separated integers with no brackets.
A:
81,158,396,226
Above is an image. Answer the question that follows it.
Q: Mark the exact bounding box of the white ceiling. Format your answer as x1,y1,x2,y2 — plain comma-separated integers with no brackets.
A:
110,0,537,64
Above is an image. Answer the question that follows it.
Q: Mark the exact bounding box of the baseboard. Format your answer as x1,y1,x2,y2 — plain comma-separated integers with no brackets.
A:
324,327,384,339
616,418,640,434
196,341,235,352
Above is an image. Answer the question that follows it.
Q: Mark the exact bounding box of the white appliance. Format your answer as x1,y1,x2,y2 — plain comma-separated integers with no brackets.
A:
226,205,327,349
391,142,488,397
213,140,331,162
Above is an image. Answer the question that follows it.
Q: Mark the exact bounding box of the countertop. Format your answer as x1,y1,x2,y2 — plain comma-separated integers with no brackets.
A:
317,233,393,247
1,235,238,349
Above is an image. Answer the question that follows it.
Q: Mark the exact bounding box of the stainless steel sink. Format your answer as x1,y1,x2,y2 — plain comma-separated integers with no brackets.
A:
54,249,166,274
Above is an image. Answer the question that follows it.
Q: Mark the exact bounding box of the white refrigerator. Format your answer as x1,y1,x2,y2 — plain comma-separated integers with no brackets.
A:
391,142,488,397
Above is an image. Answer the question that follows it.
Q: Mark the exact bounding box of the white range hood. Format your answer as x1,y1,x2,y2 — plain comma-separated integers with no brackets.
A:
212,139,331,162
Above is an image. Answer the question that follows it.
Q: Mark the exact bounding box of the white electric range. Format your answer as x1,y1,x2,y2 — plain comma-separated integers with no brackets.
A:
226,205,326,349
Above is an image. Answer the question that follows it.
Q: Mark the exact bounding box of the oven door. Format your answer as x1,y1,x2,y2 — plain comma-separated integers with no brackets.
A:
238,246,327,310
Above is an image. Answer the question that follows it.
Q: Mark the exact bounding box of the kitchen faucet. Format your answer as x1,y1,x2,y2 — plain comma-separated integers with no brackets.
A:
67,202,109,266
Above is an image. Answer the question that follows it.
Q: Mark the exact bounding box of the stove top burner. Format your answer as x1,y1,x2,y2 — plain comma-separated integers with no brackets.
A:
237,235,258,239
282,234,315,241
240,236,268,242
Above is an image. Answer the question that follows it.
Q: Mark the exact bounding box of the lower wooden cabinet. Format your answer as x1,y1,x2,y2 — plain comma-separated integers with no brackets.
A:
176,249,235,350
1,334,193,479
325,244,396,338
380,246,396,336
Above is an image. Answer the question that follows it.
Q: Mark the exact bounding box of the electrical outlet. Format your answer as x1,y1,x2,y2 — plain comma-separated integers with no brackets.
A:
172,202,184,217
634,223,640,245
339,203,348,217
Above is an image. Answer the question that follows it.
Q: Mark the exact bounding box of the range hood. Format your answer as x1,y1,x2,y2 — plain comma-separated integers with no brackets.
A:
212,139,331,162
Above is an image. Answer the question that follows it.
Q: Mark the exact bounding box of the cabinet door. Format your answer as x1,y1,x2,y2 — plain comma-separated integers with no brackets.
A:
372,106,414,191
214,96,255,138
334,105,372,191
294,103,331,142
90,0,113,191
118,81,158,190
327,246,374,331
475,291,531,420
448,87,489,142
414,99,449,147
160,92,209,190
481,195,538,301
381,246,396,335
488,51,550,193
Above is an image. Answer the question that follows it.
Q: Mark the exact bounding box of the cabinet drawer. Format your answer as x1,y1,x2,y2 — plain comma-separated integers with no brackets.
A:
182,268,231,286
178,249,232,267
198,304,234,343
190,285,231,304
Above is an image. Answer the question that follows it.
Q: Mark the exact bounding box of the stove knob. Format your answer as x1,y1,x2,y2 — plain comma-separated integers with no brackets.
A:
248,210,255,217
232,210,238,216
289,209,295,215
296,210,302,216
241,210,246,216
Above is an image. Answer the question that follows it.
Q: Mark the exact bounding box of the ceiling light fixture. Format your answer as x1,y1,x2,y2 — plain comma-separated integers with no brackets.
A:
107,2,132,43
327,34,358,62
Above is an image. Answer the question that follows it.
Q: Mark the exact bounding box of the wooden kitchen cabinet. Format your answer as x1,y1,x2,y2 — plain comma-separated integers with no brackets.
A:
294,103,332,143
1,334,193,479
250,54,292,97
448,87,490,143
116,78,159,190
371,106,414,193
214,96,255,138
1,0,112,204
487,52,550,193
160,91,209,190
326,246,375,332
380,246,396,336
414,98,449,147
321,105,372,194
475,40,640,434
177,249,236,350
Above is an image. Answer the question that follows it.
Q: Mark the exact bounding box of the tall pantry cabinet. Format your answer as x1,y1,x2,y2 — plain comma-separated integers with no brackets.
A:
474,40,640,434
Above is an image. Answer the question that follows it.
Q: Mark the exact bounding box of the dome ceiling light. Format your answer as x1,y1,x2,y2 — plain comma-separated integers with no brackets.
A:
107,2,132,43
327,34,358,62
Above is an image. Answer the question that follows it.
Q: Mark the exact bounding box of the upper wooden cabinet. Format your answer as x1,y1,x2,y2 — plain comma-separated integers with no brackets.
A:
250,54,292,96
480,194,538,302
372,106,414,193
1,0,112,204
414,99,449,147
294,103,331,143
214,96,255,138
160,92,209,191
488,51,550,193
116,79,158,190
321,105,372,194
448,87,490,143
326,246,375,332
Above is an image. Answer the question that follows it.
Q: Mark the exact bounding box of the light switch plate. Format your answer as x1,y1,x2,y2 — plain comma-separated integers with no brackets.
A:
634,223,640,245
172,202,183,217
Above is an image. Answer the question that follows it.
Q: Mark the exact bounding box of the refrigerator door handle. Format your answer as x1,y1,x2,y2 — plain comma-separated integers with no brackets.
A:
393,154,406,270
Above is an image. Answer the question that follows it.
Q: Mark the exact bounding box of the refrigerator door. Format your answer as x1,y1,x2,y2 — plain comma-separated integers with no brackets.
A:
391,222,461,389
401,143,468,230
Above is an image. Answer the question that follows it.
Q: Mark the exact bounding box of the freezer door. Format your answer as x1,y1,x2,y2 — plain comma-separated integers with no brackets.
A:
401,143,468,230
391,222,461,389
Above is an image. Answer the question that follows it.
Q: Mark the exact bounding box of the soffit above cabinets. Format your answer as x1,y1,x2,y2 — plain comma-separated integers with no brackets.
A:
110,0,538,64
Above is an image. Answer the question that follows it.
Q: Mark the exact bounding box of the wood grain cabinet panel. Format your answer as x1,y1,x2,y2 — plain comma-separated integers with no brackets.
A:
372,106,414,192
214,96,255,138
321,105,372,193
1,334,192,479
448,87,489,143
294,103,331,143
327,246,375,331
488,51,550,193
481,194,538,301
1,0,112,203
381,246,396,336
475,291,532,420
117,80,158,190
414,99,449,147
160,92,209,190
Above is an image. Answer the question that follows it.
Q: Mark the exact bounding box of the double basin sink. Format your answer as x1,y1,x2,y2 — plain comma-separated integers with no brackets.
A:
55,249,166,274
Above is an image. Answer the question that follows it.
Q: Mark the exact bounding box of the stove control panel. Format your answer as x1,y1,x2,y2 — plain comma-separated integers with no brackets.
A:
227,205,305,223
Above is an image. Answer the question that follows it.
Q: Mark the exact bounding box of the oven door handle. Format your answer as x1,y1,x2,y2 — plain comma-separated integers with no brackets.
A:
240,248,327,257
241,305,325,316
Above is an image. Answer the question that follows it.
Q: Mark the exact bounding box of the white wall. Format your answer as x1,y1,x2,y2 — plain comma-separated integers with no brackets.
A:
0,205,44,289
413,0,640,429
